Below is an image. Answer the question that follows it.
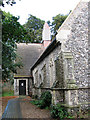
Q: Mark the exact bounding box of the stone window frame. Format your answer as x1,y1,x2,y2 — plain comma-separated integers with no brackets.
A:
54,56,61,87
34,70,38,87
38,73,43,88
49,58,55,87
41,64,47,87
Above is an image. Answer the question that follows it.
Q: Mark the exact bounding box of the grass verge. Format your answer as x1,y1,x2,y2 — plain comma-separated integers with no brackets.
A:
2,90,14,97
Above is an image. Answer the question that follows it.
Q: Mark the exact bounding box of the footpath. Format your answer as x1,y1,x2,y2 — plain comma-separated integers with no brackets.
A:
2,98,22,119
1,96,54,120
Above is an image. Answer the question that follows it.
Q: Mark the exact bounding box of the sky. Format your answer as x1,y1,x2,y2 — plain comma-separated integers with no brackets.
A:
1,0,81,25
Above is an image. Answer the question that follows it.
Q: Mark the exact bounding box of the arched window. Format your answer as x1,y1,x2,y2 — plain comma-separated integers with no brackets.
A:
34,70,38,87
41,64,46,87
49,59,54,87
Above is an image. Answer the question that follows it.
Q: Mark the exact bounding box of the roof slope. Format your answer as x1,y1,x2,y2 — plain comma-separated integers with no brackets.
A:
56,0,89,48
31,38,61,70
57,0,88,32
15,43,44,76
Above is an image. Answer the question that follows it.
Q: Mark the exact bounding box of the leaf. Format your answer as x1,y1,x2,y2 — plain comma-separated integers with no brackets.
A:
2,11,28,81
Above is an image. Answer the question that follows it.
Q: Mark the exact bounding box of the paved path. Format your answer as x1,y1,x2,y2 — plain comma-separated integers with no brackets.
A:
1,96,55,120
1,98,22,119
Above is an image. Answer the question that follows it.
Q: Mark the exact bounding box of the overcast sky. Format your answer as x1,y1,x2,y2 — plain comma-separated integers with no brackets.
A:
1,0,80,25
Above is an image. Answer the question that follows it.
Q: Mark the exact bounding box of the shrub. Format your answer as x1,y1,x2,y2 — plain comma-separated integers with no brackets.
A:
39,91,52,108
40,91,52,107
31,95,38,99
51,104,68,119
34,95,38,99
30,100,40,106
31,91,52,109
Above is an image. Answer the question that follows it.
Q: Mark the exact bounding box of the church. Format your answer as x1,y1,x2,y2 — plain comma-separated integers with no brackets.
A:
14,0,89,113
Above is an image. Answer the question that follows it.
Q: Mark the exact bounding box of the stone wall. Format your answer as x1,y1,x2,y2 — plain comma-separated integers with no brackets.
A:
14,78,29,96
32,44,79,109
32,44,61,87
56,0,89,111
31,0,89,114
57,1,88,87
32,44,61,95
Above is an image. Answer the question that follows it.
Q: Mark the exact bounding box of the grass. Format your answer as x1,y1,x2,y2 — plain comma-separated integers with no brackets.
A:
2,90,14,97
30,100,40,106
30,100,50,110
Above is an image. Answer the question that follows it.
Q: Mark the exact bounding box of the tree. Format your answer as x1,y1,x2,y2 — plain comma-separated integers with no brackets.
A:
24,14,45,43
2,11,29,82
47,20,51,27
51,14,68,39
1,0,17,7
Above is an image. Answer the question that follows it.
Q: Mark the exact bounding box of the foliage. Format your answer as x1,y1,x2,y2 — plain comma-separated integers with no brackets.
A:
23,14,45,43
40,91,52,108
23,12,70,42
32,95,38,99
1,10,70,82
2,90,14,97
31,91,52,109
36,91,52,109
50,104,68,119
2,11,29,82
30,100,40,106
1,0,18,7
67,115,74,119
51,14,68,39
47,20,51,27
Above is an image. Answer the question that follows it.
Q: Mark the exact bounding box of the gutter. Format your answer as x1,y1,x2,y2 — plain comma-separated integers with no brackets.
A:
31,38,61,71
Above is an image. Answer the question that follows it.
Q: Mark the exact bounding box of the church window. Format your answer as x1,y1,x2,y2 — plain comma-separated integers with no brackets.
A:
42,64,46,86
34,70,38,87
49,59,54,87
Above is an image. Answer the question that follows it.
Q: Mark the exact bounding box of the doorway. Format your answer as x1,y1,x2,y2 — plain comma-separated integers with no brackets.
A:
19,80,26,95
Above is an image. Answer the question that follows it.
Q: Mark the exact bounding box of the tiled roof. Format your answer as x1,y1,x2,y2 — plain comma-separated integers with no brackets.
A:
15,43,44,76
